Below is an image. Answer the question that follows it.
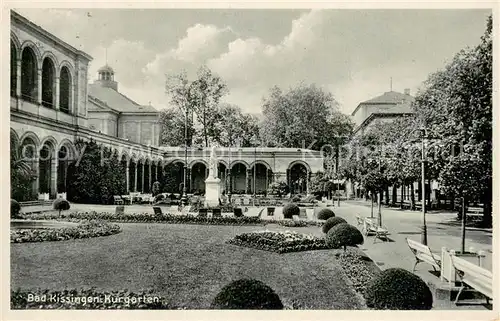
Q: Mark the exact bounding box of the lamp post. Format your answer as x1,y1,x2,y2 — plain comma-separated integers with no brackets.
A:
227,145,232,203
420,128,428,245
378,144,382,227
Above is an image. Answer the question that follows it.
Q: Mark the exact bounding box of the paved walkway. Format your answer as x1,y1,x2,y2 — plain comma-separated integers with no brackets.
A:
333,200,492,310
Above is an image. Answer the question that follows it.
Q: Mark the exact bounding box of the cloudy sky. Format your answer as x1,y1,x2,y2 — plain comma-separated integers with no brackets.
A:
15,8,491,115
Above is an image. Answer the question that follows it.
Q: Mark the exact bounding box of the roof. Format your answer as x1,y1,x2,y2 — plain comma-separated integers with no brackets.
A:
98,64,114,73
363,91,414,104
351,91,415,116
88,84,158,114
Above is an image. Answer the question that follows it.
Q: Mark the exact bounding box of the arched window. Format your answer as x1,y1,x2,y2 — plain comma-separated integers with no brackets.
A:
41,57,56,108
59,66,72,113
11,40,17,97
21,47,38,103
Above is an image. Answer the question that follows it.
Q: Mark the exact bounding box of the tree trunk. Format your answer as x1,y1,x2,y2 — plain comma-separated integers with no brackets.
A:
385,187,390,205
400,185,404,209
410,183,415,211
391,185,397,206
426,179,432,210
461,196,467,253
370,193,374,218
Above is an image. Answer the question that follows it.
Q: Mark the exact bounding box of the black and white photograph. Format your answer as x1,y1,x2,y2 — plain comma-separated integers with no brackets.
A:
4,2,498,318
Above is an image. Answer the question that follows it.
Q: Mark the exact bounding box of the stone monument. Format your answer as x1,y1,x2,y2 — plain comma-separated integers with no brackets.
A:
204,145,221,207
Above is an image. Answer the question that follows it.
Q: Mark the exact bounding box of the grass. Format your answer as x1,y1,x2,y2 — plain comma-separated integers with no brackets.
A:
11,223,365,309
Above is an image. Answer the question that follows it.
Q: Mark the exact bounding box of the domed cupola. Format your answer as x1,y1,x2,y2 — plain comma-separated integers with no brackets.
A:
95,64,118,91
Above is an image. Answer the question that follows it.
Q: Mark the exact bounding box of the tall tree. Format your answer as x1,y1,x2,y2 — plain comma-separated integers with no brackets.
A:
165,66,228,147
260,84,354,150
413,15,492,227
159,108,196,146
187,65,228,147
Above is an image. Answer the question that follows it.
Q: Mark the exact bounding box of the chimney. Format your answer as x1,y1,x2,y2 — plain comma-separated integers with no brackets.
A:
404,88,411,95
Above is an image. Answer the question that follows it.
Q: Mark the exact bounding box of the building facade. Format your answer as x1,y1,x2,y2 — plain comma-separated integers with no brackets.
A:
10,10,323,201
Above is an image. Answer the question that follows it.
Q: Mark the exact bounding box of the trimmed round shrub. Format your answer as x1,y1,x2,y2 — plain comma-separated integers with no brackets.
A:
326,223,363,250
283,203,300,219
210,279,283,309
11,199,21,218
322,216,347,234
365,268,433,310
53,198,70,215
317,208,335,220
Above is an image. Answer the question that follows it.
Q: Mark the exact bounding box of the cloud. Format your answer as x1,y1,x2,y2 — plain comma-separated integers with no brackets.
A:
143,23,235,81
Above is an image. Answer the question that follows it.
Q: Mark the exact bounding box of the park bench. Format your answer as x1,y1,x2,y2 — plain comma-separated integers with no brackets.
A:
406,238,441,273
449,251,492,305
364,218,390,243
356,215,365,229
153,206,163,216
212,208,222,218
198,208,208,218
113,195,124,205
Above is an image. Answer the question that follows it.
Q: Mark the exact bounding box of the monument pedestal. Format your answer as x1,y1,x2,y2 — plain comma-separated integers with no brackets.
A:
205,177,221,208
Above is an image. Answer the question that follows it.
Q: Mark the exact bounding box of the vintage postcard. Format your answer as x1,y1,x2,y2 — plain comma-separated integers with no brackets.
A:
4,1,498,320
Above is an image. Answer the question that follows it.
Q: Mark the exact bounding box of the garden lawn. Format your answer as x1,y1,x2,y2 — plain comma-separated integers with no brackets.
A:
11,223,364,309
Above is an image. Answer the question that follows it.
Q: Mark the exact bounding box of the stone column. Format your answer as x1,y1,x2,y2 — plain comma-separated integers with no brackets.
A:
37,68,42,104
33,155,40,197
16,60,21,97
246,168,251,194
141,162,145,193
125,162,130,193
50,157,58,199
148,162,152,193
55,77,60,110
134,163,138,192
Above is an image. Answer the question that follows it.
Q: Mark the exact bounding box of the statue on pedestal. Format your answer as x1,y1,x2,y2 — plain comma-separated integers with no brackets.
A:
209,145,218,179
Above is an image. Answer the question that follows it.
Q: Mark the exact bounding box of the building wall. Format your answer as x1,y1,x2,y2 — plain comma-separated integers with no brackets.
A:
119,114,159,146
11,15,90,128
87,111,118,136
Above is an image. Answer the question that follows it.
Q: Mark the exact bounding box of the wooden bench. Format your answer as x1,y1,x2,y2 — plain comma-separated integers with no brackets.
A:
364,218,390,243
450,251,492,305
406,238,441,273
153,206,163,216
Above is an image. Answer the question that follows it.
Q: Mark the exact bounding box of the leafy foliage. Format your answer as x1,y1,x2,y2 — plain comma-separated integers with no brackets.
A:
11,199,21,219
10,133,37,202
67,139,126,204
322,216,347,234
53,198,70,215
365,268,433,310
412,15,492,226
283,203,300,219
325,223,363,250
211,279,283,309
260,84,353,150
267,180,289,197
317,208,335,220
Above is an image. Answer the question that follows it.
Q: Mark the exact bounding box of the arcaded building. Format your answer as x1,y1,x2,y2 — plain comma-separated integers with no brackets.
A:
10,10,323,201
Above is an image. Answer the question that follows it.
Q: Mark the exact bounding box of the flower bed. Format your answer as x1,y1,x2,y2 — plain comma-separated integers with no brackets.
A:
227,230,328,253
22,211,264,226
11,288,176,309
11,220,121,243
